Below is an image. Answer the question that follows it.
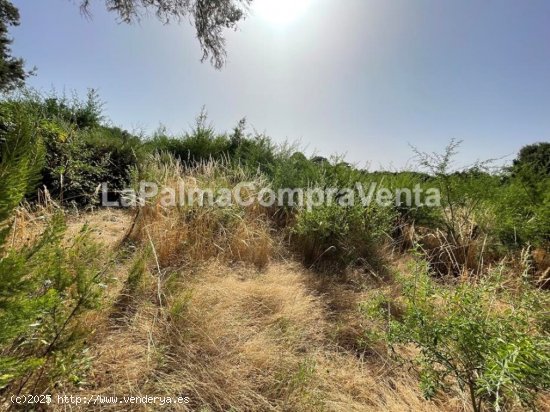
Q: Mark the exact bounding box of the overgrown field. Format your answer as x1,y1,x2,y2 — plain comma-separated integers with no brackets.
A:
1,92,549,411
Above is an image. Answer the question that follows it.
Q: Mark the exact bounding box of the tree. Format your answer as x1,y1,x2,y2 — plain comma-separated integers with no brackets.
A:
0,0,29,92
80,0,252,69
511,142,550,178
509,142,550,209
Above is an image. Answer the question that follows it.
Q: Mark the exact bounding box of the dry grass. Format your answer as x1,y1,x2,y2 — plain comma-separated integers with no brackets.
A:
131,204,274,269
7,203,134,252
41,158,462,411
128,156,276,269
35,157,547,411
71,257,452,412
157,262,327,411
7,203,58,250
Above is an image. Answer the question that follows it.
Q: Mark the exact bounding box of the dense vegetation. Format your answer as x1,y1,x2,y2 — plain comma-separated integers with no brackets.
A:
2,92,548,250
0,91,549,410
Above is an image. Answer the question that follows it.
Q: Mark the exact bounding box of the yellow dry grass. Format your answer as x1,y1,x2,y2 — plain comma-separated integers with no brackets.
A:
7,205,134,251
38,157,547,411
72,257,453,412
128,157,275,269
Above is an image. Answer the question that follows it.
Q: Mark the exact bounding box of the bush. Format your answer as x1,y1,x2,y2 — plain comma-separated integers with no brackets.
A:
0,215,106,391
145,115,279,177
39,120,110,205
0,99,45,244
488,178,550,247
145,111,231,166
1,91,140,206
292,201,395,268
81,126,143,194
511,142,550,180
367,258,550,411
493,143,550,247
229,121,278,176
0,100,107,391
41,89,103,130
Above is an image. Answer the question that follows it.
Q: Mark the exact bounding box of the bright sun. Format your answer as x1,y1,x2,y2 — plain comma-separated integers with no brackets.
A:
254,0,312,25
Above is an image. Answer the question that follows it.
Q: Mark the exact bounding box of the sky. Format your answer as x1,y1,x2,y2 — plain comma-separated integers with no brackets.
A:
9,0,550,169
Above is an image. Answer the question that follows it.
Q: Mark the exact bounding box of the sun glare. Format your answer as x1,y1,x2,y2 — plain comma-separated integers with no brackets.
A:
254,0,312,25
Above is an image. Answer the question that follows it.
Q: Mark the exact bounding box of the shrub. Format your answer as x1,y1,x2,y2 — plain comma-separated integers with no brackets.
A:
0,96,108,392
494,143,550,247
145,115,279,177
1,91,140,206
0,98,45,245
41,89,103,130
292,201,394,268
488,178,550,247
367,258,550,411
39,123,141,206
270,151,326,193
81,126,143,193
230,129,278,176
0,215,106,391
366,170,442,228
39,120,109,205
0,103,107,391
145,111,231,166
511,142,550,180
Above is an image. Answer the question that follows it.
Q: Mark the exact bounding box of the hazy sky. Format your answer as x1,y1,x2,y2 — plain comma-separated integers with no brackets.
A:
10,0,550,169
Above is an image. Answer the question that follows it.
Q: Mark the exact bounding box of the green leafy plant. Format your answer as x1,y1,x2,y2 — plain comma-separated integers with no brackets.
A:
0,216,106,390
292,201,394,268
0,98,45,246
0,99,108,392
369,258,550,411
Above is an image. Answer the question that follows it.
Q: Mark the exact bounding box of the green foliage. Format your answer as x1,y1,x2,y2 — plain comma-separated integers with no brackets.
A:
82,0,251,69
0,0,29,92
366,171,442,227
40,122,142,205
0,99,44,246
412,140,492,238
86,126,144,185
511,142,550,179
488,178,550,247
0,95,108,391
495,142,550,246
145,114,278,176
410,139,550,251
292,201,395,267
269,151,320,191
0,91,141,206
0,214,107,390
40,120,110,204
369,259,550,412
41,89,103,130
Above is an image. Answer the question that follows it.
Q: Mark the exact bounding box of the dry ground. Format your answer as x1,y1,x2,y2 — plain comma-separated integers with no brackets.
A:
36,209,469,412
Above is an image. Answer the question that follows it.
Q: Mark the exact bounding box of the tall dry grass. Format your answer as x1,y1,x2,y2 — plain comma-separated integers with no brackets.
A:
128,154,275,269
